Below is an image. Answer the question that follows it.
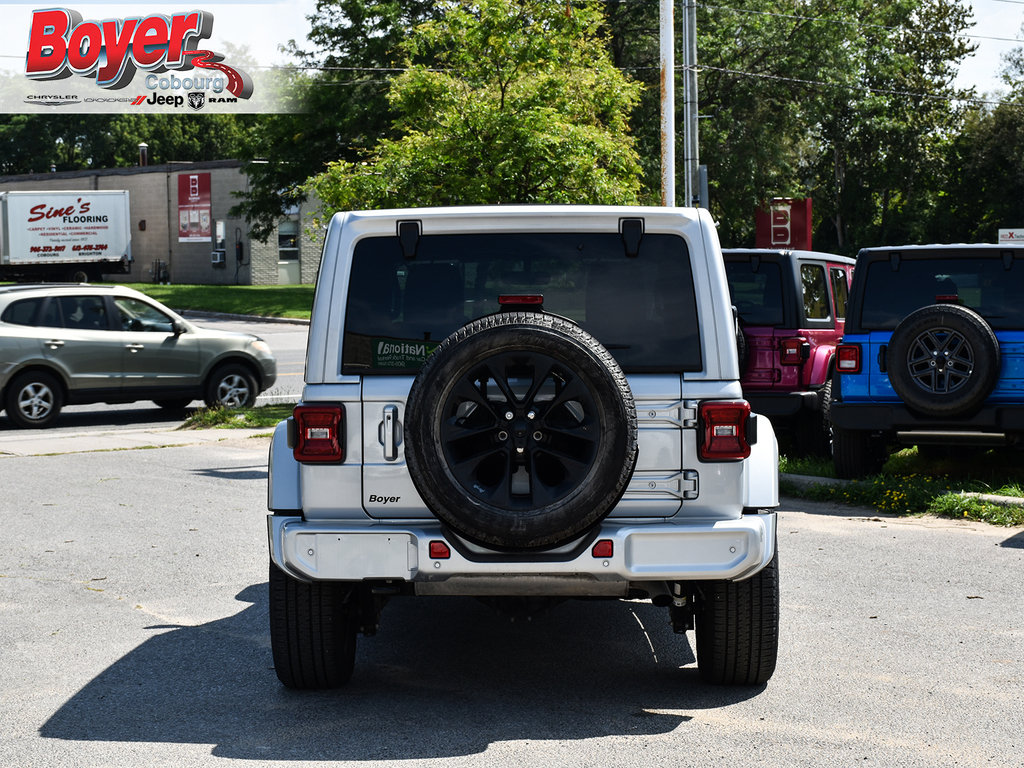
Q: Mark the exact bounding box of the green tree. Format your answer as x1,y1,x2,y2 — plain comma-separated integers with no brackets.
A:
810,0,975,252
927,40,1024,242
696,0,857,245
694,0,975,251
306,0,644,214
0,112,247,173
231,0,439,239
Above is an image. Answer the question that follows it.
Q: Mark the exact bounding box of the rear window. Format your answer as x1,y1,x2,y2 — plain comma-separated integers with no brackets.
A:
859,255,1024,330
725,260,784,326
342,232,701,374
1,297,44,326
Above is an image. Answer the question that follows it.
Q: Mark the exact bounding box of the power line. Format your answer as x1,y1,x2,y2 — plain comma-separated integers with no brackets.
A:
702,3,1024,46
694,63,1014,107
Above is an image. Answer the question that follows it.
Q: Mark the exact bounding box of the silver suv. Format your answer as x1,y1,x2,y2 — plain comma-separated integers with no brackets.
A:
0,284,277,428
267,206,780,689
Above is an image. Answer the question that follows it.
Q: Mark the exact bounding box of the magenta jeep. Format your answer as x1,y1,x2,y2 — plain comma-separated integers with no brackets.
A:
723,249,855,455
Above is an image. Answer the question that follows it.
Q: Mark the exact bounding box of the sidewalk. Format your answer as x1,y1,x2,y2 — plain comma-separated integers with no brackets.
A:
0,426,271,458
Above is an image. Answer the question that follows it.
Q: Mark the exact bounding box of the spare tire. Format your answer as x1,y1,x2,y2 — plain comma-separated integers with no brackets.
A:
405,312,638,550
888,304,999,418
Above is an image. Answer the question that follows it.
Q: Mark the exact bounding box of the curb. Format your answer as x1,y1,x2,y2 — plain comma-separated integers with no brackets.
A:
781,472,1024,507
178,310,309,326
0,427,271,458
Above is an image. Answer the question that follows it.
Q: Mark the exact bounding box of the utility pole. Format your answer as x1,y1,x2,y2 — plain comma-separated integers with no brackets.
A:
681,0,700,206
659,0,675,206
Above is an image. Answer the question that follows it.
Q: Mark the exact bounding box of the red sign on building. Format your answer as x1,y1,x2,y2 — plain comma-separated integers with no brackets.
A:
755,198,812,250
177,172,211,243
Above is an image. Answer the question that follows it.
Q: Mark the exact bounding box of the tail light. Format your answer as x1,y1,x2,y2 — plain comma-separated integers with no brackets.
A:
836,344,861,374
292,405,345,463
699,401,752,461
780,337,809,365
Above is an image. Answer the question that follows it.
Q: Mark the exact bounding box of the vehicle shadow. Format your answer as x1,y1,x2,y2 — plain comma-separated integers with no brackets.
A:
193,465,268,481
1000,531,1024,549
0,404,192,432
40,585,763,760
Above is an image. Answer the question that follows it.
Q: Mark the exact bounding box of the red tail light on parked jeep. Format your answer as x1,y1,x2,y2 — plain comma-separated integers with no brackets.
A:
699,401,752,461
836,344,861,374
292,405,345,463
780,337,809,365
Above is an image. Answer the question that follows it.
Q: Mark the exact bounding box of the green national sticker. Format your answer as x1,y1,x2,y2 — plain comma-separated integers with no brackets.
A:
373,339,438,368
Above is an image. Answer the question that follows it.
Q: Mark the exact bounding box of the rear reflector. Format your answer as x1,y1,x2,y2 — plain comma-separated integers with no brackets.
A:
699,401,752,461
292,405,345,463
592,540,614,559
836,344,861,374
429,541,451,559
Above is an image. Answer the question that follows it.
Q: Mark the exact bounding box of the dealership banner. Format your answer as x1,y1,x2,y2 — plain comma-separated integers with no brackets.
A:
178,173,212,242
0,3,308,113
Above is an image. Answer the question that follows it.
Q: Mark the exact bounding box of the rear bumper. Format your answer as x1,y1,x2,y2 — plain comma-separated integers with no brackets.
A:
745,390,819,417
267,513,778,594
830,402,1024,433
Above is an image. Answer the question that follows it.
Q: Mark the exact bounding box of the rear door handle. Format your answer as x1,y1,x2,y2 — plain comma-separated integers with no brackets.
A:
380,405,399,461
125,343,145,353
45,339,65,349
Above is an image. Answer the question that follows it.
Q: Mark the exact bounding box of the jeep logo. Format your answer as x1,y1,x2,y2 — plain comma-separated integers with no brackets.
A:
368,494,401,504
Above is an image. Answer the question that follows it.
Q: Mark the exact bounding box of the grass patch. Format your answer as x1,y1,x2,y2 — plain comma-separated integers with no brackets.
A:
180,404,293,430
122,283,314,320
781,446,1024,526
779,453,835,478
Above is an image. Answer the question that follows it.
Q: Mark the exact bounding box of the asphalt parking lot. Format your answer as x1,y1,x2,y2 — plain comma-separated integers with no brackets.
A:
1,433,1022,768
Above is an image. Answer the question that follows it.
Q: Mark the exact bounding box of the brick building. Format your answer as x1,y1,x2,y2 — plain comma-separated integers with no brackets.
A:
0,160,323,285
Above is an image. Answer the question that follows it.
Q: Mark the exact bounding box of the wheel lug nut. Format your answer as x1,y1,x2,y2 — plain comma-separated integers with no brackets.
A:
532,431,543,441
505,411,514,421
527,410,536,420
497,430,509,441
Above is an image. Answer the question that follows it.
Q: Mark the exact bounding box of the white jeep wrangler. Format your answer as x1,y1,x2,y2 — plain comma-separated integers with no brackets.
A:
267,206,779,688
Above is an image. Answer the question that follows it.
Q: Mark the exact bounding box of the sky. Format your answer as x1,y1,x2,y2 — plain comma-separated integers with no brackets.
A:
0,0,1021,101
959,0,1024,94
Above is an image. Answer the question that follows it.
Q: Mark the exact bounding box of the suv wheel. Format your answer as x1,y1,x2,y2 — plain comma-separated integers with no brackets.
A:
832,425,887,479
204,363,257,409
269,563,358,690
695,551,779,685
5,371,64,429
795,379,832,457
888,304,999,418
405,312,638,550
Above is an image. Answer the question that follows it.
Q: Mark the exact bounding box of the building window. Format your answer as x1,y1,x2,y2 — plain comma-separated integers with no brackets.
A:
278,219,299,261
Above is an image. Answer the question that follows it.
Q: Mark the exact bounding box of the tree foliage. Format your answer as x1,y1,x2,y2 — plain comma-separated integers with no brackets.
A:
1,0,1010,252
306,0,644,214
230,0,439,239
695,0,975,250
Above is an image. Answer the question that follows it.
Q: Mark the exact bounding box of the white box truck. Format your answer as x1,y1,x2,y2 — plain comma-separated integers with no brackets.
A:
0,190,133,282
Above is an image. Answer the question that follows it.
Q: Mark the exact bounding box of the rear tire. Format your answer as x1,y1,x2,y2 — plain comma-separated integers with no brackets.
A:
832,425,887,479
888,304,999,418
794,380,832,457
269,563,357,690
695,551,779,686
405,312,637,550
4,370,64,429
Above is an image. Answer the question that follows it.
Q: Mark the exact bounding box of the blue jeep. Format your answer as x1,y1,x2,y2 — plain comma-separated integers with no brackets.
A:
830,244,1024,478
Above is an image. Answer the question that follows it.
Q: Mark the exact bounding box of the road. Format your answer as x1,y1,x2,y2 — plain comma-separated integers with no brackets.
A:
0,315,307,433
1,434,1022,767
